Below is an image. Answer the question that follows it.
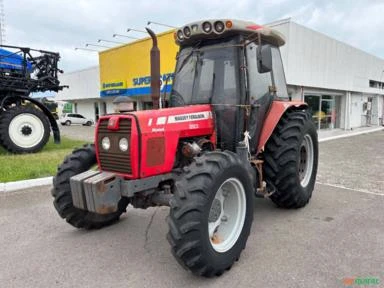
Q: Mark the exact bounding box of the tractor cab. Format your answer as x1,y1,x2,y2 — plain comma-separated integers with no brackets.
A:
170,19,289,152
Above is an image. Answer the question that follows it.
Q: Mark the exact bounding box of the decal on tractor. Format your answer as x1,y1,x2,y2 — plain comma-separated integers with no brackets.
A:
168,111,212,123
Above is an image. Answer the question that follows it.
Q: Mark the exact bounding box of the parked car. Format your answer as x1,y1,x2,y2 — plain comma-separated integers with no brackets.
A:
60,113,93,126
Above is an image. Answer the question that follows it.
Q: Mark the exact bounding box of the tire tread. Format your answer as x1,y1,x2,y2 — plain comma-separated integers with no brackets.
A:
52,144,128,229
264,109,318,208
168,151,254,277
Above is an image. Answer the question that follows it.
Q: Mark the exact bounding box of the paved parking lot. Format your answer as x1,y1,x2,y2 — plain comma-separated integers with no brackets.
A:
58,122,95,142
0,131,383,288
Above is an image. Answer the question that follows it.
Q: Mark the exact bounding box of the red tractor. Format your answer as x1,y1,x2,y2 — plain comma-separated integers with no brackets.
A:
52,19,318,277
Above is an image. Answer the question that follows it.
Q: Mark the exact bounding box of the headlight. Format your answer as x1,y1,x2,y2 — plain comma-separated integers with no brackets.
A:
183,26,191,38
101,137,111,151
202,21,212,33
177,30,184,41
119,137,129,152
214,21,225,33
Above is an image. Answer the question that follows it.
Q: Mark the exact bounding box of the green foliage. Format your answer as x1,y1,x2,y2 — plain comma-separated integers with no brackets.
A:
0,137,88,182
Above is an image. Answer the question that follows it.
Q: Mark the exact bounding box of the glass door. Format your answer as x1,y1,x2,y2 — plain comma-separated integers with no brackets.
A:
320,95,335,129
304,95,320,129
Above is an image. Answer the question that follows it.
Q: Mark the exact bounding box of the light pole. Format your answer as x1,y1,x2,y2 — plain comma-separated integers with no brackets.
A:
113,33,139,39
85,43,111,49
126,28,147,34
74,47,99,52
98,39,125,45
147,21,176,29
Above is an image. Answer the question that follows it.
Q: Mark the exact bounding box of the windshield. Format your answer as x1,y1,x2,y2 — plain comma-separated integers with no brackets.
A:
170,39,239,107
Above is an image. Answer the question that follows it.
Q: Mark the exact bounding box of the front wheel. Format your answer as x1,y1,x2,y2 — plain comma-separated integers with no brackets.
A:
264,109,318,208
0,106,50,153
167,151,254,277
51,144,129,229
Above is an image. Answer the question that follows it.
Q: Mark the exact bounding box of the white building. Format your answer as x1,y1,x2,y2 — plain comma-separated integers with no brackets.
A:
271,19,384,130
56,19,384,129
56,66,116,120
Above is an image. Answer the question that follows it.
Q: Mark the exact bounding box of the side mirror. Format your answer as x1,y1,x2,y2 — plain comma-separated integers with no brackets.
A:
257,44,272,73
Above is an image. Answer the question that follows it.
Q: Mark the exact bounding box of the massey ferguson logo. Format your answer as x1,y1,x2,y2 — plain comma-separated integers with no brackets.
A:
168,111,212,123
147,111,212,127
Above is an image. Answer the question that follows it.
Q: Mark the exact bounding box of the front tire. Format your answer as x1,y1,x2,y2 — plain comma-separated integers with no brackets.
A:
0,106,50,153
167,151,254,277
51,144,129,229
264,109,318,208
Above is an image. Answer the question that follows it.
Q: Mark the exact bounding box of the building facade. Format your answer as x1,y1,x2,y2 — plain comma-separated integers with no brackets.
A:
55,66,112,120
271,19,384,130
56,19,384,129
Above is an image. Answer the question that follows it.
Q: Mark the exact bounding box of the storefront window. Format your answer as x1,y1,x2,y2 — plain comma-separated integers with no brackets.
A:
304,94,340,130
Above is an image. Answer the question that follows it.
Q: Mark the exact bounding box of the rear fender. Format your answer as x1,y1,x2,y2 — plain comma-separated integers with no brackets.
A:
257,100,307,154
3,95,61,144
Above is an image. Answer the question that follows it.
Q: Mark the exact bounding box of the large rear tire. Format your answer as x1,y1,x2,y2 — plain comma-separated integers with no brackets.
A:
167,151,254,277
52,144,129,229
264,109,318,208
0,106,50,153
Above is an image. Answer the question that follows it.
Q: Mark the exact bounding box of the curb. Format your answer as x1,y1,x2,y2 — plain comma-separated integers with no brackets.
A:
1,126,383,193
0,176,53,193
319,127,384,142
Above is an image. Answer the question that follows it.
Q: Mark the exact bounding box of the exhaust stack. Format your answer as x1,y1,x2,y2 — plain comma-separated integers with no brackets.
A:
146,28,160,109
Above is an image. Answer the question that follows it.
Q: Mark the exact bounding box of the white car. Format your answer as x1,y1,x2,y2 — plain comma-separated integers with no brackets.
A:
60,113,93,126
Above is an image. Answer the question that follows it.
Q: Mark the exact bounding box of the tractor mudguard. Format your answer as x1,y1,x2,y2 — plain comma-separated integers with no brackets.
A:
19,96,61,144
257,100,307,154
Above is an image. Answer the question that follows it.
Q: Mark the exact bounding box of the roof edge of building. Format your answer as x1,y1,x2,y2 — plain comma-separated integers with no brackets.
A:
264,18,292,27
288,21,384,62
63,65,99,75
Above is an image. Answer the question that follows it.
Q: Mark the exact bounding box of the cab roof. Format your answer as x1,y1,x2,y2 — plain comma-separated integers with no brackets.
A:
175,19,286,47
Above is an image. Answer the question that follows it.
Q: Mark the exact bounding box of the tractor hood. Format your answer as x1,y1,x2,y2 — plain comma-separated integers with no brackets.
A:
95,105,216,179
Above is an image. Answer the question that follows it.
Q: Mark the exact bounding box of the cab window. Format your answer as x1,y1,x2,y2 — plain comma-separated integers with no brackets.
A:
246,42,272,102
271,47,288,99
246,43,288,100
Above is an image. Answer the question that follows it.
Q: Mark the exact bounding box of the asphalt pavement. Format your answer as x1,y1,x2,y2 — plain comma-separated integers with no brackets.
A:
0,131,383,288
58,123,95,142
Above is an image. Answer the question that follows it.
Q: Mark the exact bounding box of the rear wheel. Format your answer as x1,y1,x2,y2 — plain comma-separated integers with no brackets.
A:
264,109,318,208
0,106,50,153
52,144,129,229
167,151,254,277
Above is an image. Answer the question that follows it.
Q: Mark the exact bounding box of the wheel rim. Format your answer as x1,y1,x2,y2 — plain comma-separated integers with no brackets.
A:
8,113,45,148
299,134,314,187
208,178,246,253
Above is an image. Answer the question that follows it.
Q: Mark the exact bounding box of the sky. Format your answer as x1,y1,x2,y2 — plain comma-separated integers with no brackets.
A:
3,0,384,73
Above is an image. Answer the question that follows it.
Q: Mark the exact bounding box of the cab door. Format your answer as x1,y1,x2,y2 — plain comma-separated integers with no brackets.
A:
246,42,289,153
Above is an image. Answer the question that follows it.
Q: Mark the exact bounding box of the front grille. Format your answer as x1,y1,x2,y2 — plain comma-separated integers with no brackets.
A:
97,118,132,174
